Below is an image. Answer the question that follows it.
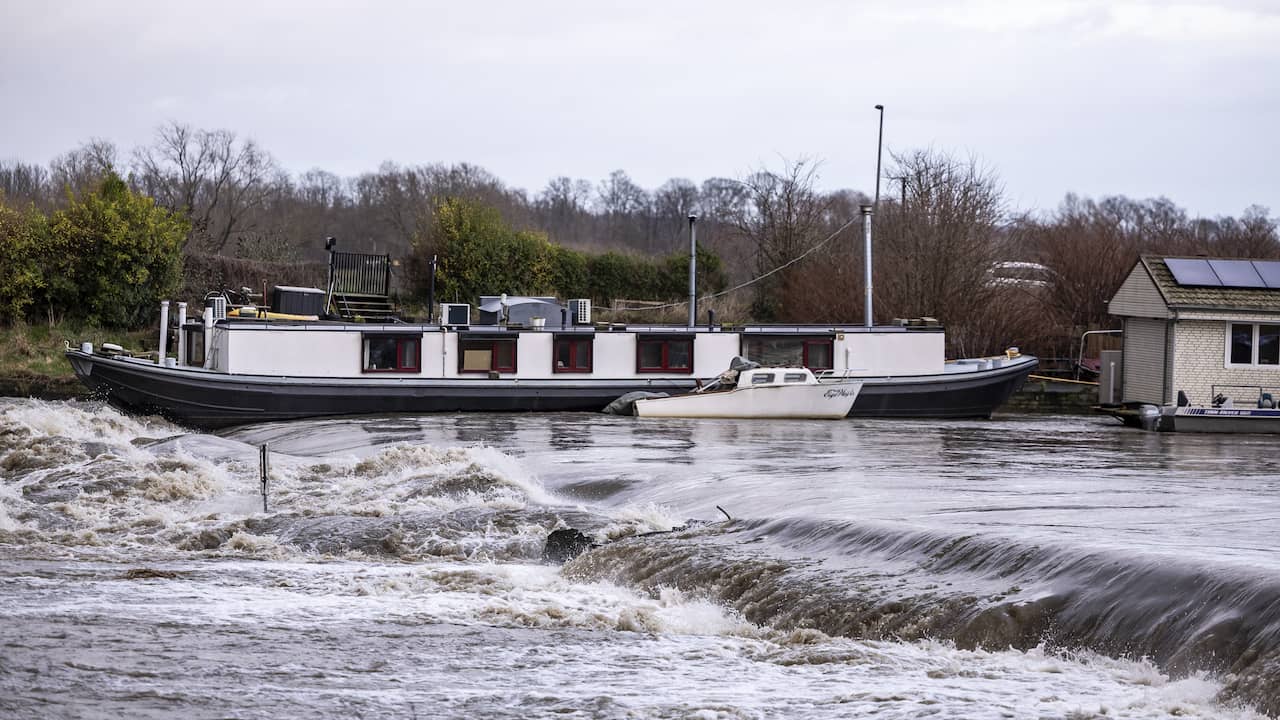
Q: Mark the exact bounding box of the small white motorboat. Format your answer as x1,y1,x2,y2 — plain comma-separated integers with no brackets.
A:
632,366,862,419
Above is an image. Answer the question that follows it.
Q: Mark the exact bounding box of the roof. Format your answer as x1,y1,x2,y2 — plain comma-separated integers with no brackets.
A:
1140,255,1280,311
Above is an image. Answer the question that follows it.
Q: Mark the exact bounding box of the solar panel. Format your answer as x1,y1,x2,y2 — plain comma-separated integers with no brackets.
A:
1209,259,1265,287
1253,261,1280,289
1164,258,1221,286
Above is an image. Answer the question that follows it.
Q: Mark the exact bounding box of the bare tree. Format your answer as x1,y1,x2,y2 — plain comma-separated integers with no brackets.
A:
1204,205,1280,257
132,122,280,253
653,178,699,245
49,138,119,199
730,158,837,320
536,176,593,247
0,161,51,209
875,149,1007,354
596,170,653,250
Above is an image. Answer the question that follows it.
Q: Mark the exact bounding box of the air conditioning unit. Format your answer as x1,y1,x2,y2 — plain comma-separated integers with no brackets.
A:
568,299,591,325
441,303,470,327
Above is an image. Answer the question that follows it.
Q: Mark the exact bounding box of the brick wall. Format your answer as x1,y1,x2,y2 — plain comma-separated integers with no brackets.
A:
1172,317,1280,405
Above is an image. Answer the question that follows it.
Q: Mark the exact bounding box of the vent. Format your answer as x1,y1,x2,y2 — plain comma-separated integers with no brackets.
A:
209,296,228,321
441,303,470,326
568,299,592,325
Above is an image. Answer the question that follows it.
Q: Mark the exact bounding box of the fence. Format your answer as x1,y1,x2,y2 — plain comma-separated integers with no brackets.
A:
330,251,391,296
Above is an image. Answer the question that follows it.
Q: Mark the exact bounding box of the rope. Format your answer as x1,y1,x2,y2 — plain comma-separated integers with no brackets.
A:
614,215,862,312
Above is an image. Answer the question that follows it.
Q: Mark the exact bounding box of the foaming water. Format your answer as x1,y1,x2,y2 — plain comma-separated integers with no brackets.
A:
2,399,1278,718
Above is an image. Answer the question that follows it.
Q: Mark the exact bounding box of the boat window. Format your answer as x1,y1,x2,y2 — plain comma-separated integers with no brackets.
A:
554,336,592,373
750,373,776,385
637,336,694,374
804,341,833,370
1226,323,1280,367
784,372,808,383
741,336,834,371
363,334,421,373
460,336,517,373
186,328,205,366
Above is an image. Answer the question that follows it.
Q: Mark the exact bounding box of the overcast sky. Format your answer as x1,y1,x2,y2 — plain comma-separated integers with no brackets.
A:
2,0,1277,218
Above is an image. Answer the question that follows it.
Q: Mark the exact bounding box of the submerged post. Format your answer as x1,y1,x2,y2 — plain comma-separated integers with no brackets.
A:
861,205,874,328
259,443,270,512
688,214,698,328
157,300,169,365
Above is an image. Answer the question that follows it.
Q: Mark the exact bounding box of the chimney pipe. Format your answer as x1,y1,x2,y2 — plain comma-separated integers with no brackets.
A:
861,205,874,328
687,214,698,328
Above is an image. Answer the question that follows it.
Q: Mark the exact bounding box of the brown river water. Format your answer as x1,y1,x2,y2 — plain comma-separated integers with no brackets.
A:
1,398,1278,719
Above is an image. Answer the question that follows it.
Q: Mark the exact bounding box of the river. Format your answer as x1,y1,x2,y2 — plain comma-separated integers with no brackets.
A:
1,398,1277,719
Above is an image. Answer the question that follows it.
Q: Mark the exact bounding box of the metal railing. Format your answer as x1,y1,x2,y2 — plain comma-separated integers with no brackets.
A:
330,251,391,297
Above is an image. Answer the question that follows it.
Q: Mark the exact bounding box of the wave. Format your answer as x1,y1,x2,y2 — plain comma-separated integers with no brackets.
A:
0,400,679,564
564,517,1280,716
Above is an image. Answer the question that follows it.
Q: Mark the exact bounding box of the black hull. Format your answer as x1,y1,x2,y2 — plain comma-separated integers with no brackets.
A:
66,351,1036,430
850,357,1035,419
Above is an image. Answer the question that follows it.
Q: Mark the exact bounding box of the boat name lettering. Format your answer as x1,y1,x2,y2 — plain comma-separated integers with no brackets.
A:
824,388,857,398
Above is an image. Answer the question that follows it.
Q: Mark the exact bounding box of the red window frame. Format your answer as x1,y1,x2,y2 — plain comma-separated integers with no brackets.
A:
362,334,421,373
740,335,834,371
636,336,694,374
801,339,834,371
553,335,593,373
459,336,518,373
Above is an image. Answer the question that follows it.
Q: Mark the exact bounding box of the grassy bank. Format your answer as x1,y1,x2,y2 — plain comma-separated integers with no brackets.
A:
0,322,153,399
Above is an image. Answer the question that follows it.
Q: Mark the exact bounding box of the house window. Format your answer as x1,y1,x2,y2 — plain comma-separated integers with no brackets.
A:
460,336,517,373
637,336,693,373
364,334,420,373
1226,323,1280,367
742,336,834,370
554,336,592,373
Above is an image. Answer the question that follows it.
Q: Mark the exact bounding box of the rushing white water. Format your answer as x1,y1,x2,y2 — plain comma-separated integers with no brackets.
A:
1,398,1276,719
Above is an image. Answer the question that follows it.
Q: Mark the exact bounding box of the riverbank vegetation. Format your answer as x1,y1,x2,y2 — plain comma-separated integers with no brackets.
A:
0,322,153,397
2,122,1279,385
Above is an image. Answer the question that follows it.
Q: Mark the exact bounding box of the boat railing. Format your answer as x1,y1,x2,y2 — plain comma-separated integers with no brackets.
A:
1211,384,1280,408
816,368,866,382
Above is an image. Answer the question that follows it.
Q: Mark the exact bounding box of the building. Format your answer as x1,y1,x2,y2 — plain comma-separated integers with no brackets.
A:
1108,255,1280,405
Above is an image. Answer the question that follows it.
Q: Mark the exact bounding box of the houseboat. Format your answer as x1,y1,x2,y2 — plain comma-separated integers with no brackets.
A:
1101,254,1280,433
64,291,1035,429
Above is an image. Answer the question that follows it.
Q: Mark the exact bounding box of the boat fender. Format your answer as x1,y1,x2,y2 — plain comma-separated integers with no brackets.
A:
602,391,669,416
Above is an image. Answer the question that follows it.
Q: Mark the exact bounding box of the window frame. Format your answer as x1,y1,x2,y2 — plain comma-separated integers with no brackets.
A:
185,327,205,367
636,335,694,374
1226,322,1280,368
740,334,835,371
362,333,422,374
553,334,593,373
801,338,835,371
458,334,518,374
